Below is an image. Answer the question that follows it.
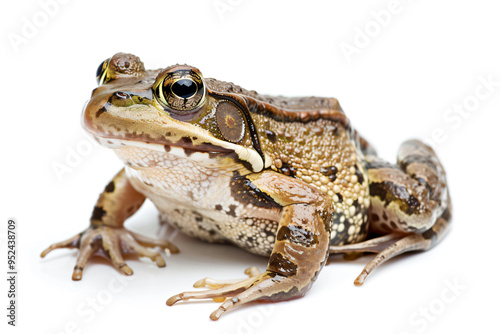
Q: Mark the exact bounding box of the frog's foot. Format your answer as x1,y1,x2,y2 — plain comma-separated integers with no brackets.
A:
329,209,451,286
329,232,405,255
330,232,417,286
41,226,179,281
193,266,262,290
167,270,298,321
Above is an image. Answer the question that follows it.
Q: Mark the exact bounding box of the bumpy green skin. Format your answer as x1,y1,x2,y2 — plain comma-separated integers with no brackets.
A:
41,53,452,320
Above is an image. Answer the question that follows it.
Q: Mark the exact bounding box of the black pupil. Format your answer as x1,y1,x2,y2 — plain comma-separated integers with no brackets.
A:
171,79,197,99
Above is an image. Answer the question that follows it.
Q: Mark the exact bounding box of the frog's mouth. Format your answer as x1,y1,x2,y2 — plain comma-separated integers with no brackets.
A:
99,137,237,169
90,133,265,172
82,99,268,172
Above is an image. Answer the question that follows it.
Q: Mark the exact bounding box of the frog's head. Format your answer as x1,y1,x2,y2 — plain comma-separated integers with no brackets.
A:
83,53,268,172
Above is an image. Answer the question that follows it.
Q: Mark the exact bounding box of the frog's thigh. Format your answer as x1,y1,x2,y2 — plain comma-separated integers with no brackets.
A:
167,171,333,320
368,139,449,234
330,139,452,285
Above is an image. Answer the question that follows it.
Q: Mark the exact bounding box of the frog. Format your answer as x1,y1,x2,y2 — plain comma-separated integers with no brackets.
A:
41,53,452,320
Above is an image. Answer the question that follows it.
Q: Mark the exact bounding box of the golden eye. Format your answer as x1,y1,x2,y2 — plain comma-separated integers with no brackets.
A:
216,101,245,143
153,68,206,114
96,58,111,86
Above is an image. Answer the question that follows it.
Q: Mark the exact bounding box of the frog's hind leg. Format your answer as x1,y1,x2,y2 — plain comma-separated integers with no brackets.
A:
330,139,452,285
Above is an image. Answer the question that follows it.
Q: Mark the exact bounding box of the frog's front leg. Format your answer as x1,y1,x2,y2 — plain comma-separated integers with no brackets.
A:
167,171,333,320
41,168,179,280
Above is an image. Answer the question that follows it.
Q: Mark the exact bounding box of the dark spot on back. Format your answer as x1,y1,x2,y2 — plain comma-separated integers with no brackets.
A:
320,166,338,176
215,204,223,211
279,162,296,177
352,199,361,214
265,130,276,142
164,145,171,152
320,166,338,182
337,193,343,203
354,165,364,184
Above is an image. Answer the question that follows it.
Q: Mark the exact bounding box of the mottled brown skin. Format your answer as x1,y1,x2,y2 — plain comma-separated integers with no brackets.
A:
42,53,452,320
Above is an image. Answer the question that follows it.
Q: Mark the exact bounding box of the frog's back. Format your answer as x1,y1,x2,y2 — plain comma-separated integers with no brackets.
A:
205,77,343,113
208,80,372,247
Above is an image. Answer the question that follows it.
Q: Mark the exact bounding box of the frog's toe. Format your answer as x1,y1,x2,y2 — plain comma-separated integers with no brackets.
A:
329,206,451,286
42,225,178,280
193,266,262,289
167,272,267,316
119,232,167,268
72,243,98,281
167,270,299,320
128,231,179,254
40,233,82,258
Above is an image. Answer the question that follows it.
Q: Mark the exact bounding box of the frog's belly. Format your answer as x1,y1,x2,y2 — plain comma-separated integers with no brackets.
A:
156,198,279,256
125,166,279,256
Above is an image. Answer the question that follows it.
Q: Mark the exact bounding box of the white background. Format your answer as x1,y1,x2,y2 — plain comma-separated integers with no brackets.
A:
1,0,499,333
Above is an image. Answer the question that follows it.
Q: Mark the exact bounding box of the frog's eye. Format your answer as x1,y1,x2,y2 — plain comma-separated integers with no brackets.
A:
96,58,111,86
153,69,206,114
216,101,245,143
